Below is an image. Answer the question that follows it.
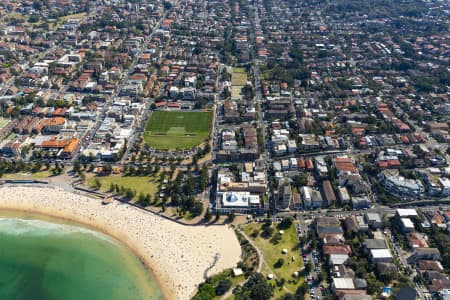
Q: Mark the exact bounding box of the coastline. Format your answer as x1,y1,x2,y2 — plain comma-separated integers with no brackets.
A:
0,185,242,300
0,207,168,300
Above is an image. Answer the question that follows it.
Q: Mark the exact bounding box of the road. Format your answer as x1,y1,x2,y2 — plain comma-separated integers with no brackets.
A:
249,3,274,212
80,5,177,163
1,8,97,97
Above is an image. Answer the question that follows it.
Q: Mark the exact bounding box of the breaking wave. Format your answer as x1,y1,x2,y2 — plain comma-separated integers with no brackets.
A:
0,216,116,244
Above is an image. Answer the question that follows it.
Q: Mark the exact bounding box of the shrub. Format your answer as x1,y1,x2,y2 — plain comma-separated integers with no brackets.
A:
274,258,284,268
278,217,293,230
215,279,232,296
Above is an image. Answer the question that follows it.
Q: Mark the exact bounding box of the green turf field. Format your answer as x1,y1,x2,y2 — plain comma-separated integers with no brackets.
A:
144,111,212,150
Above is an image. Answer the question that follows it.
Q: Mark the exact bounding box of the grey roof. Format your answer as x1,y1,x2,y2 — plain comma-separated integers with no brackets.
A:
396,288,416,300
365,212,381,222
316,216,344,236
364,239,387,249
415,248,441,255
344,296,371,300
317,226,344,236
354,278,367,289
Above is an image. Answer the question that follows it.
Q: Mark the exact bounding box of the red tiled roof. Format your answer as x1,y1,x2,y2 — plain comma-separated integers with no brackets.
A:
323,244,352,255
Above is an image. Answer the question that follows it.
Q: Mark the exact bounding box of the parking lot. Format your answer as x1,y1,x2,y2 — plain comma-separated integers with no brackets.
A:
297,222,330,300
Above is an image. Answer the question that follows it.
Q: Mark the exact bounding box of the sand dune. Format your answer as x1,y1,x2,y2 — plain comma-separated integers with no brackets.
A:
0,185,242,300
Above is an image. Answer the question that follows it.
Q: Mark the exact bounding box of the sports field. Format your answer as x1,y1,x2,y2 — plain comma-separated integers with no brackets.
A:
144,111,212,150
232,67,248,86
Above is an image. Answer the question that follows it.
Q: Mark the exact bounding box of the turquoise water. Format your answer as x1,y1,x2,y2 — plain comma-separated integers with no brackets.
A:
0,211,163,300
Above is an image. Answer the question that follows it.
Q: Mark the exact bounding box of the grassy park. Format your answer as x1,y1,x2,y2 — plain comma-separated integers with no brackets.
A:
144,111,212,150
88,175,159,201
242,220,306,299
1,171,51,180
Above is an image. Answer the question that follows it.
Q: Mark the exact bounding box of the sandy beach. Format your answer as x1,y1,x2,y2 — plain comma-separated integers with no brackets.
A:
0,185,242,300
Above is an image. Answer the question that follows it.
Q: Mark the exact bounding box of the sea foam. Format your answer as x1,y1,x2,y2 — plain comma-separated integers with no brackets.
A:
0,216,116,244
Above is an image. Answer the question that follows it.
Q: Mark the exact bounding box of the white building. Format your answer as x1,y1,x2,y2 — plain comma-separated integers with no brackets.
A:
332,278,355,291
287,140,297,153
370,249,393,263
275,144,287,155
400,218,415,233
396,209,418,218
290,158,298,170
221,191,260,212
337,186,351,204
379,169,424,200
439,177,450,196
314,156,328,177
301,186,312,209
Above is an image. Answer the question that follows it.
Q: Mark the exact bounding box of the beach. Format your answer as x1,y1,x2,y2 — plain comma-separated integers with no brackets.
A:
0,185,242,300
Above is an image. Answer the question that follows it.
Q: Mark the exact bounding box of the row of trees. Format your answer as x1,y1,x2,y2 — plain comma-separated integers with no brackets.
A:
0,159,63,176
167,169,205,217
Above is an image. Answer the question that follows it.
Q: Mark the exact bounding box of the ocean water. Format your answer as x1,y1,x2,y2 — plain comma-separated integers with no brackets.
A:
0,211,163,300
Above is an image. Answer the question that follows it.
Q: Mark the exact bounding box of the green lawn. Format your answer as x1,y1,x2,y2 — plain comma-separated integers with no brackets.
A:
88,175,158,200
242,223,305,299
144,111,212,150
2,171,50,180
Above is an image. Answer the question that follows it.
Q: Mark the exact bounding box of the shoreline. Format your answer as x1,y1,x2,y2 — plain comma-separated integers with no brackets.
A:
0,207,170,300
0,185,242,300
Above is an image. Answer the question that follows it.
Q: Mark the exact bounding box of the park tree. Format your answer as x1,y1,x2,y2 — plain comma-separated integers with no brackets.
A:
138,193,146,205
296,281,308,298
274,258,284,268
125,188,135,199
234,273,273,300
93,178,102,190
73,160,81,173
278,217,293,229
103,164,112,175
261,220,274,238
79,172,86,182
192,201,203,217
204,207,212,222
215,279,232,296
227,210,236,223
200,164,208,191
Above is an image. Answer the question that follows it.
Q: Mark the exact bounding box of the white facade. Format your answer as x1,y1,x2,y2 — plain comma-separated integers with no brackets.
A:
370,249,393,262
439,177,450,196
222,192,260,207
